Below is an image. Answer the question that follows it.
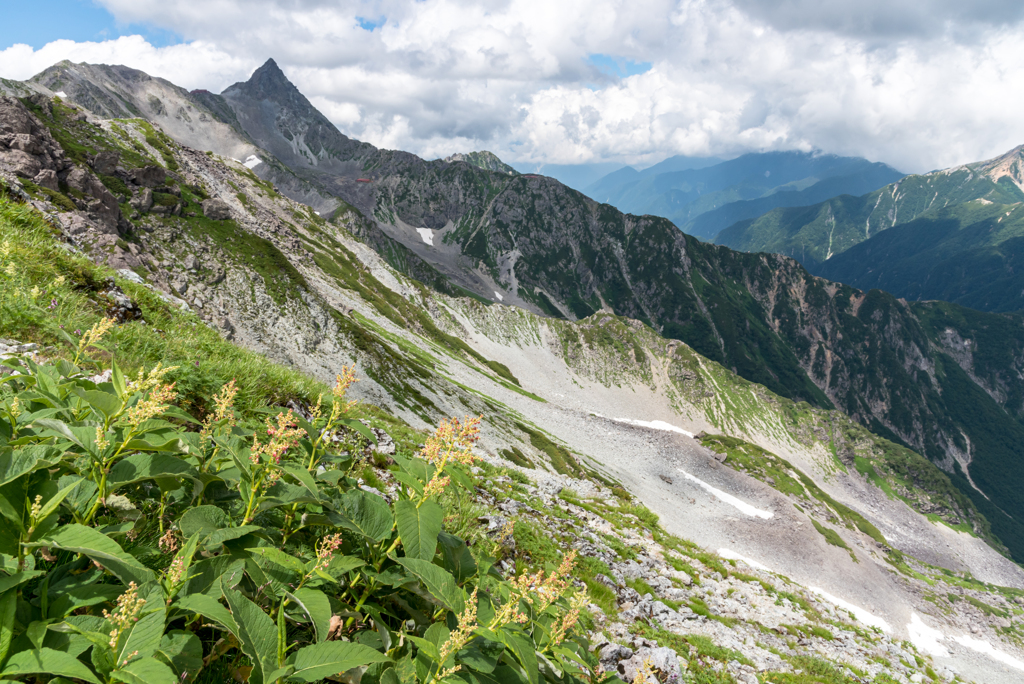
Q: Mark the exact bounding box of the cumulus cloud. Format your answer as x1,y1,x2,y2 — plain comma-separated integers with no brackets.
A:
2,0,1024,172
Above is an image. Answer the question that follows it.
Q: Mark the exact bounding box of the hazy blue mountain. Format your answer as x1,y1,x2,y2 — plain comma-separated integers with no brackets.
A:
585,151,903,239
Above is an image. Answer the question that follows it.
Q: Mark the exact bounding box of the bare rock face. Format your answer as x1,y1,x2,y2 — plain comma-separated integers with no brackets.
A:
32,168,58,191
65,166,120,233
131,187,153,213
202,197,231,220
0,96,69,179
90,150,120,175
131,165,166,188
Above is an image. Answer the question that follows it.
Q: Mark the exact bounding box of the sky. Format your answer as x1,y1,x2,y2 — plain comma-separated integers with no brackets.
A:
3,1,1024,173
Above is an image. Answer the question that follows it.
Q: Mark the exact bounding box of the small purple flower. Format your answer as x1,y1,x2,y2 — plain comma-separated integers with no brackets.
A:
74,329,81,335
48,299,58,310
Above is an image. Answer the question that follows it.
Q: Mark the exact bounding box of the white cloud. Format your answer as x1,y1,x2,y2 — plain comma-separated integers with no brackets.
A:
2,0,1024,172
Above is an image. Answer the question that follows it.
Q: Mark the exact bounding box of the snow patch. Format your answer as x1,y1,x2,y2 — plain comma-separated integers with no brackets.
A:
494,291,504,301
243,155,263,169
416,228,434,246
676,469,774,519
55,90,67,98
809,588,891,632
717,548,770,572
953,634,1024,671
907,613,948,657
614,418,694,437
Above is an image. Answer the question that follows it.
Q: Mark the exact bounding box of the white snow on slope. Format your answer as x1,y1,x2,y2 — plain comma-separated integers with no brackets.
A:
55,90,67,98
244,155,263,169
908,613,948,657
416,228,434,245
676,468,774,519
810,587,892,632
953,634,1024,671
614,418,694,437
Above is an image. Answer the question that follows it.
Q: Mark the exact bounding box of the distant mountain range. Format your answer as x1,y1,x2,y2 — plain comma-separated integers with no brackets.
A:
715,146,1024,313
582,150,904,239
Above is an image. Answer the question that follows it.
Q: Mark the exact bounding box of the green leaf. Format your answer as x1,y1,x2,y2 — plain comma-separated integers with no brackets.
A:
174,594,237,633
395,499,443,562
288,641,391,683
497,629,539,684
438,531,477,584
31,524,156,586
82,390,121,420
111,358,127,399
107,453,197,491
122,437,187,454
118,603,165,664
0,570,42,595
0,590,15,664
31,419,86,449
330,489,394,542
155,630,203,680
392,453,434,487
337,418,377,443
177,505,229,538
395,557,465,613
281,464,320,499
222,583,278,684
111,656,178,684
458,637,505,674
247,546,306,576
407,635,440,662
287,588,332,643
0,445,60,486
0,647,101,683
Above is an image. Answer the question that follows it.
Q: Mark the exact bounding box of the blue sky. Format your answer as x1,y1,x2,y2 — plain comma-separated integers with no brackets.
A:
0,1,181,50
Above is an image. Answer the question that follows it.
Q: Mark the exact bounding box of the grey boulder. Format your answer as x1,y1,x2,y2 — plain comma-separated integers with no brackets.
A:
202,198,232,220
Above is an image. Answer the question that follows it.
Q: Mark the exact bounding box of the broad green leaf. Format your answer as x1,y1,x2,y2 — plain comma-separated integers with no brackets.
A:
1,647,101,683
395,558,465,613
395,499,443,561
34,480,80,524
407,635,439,662
121,437,187,454
281,464,320,499
247,546,306,576
458,636,505,674
0,445,60,486
497,629,539,684
207,525,263,549
0,570,42,595
289,641,391,683
111,357,127,399
287,588,332,643
392,453,434,487
118,603,165,663
177,505,229,538
337,418,376,443
31,524,156,586
111,655,178,684
330,489,394,542
81,390,121,420
155,630,203,680
174,593,237,633
222,583,277,684
0,590,15,664
31,419,86,449
107,453,197,491
438,531,477,584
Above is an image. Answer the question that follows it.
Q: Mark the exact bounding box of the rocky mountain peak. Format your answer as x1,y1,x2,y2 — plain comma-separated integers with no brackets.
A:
974,143,1024,191
225,58,310,112
443,150,518,175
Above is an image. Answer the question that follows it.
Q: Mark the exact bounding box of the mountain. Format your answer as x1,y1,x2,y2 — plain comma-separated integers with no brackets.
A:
814,201,1024,313
508,160,625,191
13,59,1024,565
5,67,1024,681
583,151,903,239
716,146,1024,268
443,150,518,175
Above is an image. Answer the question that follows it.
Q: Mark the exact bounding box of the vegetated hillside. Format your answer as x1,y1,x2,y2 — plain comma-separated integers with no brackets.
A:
811,201,1024,314
12,61,1024,565
582,151,903,240
6,88,1024,682
443,151,518,176
715,146,1024,269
